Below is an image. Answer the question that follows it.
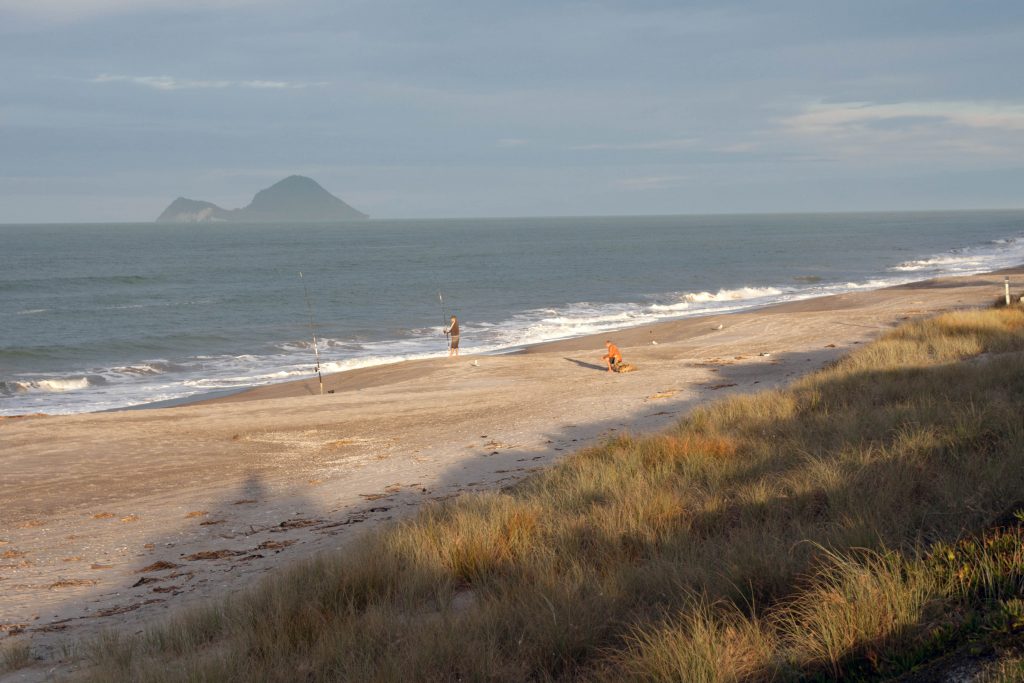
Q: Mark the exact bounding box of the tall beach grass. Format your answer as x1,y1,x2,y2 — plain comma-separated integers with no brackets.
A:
75,307,1024,681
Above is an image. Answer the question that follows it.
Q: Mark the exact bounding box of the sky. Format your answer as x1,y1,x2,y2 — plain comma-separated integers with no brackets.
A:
2,0,1024,222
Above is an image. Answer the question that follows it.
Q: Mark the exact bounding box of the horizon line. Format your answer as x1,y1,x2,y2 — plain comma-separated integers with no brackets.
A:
4,205,1024,226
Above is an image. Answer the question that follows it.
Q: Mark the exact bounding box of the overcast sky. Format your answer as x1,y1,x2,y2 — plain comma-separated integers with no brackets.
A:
2,0,1023,222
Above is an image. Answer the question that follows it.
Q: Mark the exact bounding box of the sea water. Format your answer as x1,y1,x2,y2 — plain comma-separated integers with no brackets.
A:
3,210,1024,415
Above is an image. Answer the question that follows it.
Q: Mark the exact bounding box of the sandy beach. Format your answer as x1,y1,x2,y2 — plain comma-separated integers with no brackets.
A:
0,269,1016,679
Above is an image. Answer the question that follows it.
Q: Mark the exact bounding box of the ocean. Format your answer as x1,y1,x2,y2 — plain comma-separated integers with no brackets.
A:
3,210,1024,415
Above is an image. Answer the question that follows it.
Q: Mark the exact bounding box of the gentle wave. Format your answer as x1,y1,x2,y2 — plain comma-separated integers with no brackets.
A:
1,376,104,395
0,273,159,293
649,286,785,311
108,361,187,376
684,286,784,303
893,235,1024,273
893,255,986,272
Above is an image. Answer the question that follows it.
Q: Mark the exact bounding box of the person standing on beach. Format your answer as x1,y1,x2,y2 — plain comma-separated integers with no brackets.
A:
602,340,622,372
445,314,460,357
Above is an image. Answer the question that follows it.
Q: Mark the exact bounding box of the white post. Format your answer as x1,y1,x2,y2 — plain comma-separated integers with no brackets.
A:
1006,276,1011,306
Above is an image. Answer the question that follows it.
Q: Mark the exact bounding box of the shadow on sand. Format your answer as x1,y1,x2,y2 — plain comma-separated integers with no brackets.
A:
563,357,607,372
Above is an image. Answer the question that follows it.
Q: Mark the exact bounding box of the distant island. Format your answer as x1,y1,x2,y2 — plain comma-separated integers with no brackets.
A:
156,175,368,223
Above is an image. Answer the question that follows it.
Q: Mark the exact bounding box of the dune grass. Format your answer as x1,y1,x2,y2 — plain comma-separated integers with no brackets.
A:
0,639,32,674
75,307,1024,681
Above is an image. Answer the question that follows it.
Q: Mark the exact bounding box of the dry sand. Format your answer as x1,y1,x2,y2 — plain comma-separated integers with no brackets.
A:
0,270,1016,680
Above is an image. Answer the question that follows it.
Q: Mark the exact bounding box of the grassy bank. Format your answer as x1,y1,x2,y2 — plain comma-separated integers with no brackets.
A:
71,307,1024,681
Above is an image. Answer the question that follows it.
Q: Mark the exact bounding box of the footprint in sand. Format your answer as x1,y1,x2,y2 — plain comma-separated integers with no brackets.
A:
256,540,295,551
98,600,163,617
132,576,163,587
48,578,98,590
648,390,678,400
136,560,180,573
274,518,322,530
184,550,243,561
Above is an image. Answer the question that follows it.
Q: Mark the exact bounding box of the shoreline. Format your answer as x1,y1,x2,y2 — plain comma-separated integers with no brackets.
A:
3,267,1015,418
1,267,1020,680
183,266,1022,408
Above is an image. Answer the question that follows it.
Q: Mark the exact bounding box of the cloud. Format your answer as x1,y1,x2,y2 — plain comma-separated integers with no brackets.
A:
784,100,1024,135
1,0,263,20
776,100,1024,163
496,138,529,147
90,74,328,91
571,138,698,151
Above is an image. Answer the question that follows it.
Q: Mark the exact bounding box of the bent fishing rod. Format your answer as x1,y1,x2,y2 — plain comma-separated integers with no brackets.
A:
299,271,324,395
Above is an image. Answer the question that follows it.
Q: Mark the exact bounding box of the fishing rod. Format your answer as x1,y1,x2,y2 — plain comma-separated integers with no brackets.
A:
299,271,324,395
438,291,449,343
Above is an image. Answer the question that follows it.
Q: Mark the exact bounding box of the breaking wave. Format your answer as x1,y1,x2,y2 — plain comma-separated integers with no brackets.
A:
1,376,104,395
649,286,785,312
892,235,1024,274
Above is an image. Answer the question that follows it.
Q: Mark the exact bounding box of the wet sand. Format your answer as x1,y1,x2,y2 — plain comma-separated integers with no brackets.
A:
0,269,1016,680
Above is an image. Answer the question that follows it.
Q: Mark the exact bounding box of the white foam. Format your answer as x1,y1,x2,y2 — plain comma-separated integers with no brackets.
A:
682,286,784,303
647,302,690,313
892,255,985,272
539,312,637,327
892,233,1024,275
647,286,787,312
6,377,93,393
107,362,182,376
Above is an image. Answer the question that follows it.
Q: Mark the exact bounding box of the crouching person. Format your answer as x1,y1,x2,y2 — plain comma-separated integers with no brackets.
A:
602,340,623,373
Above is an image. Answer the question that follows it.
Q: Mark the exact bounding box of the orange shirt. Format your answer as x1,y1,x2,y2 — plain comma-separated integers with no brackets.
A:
605,343,622,361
